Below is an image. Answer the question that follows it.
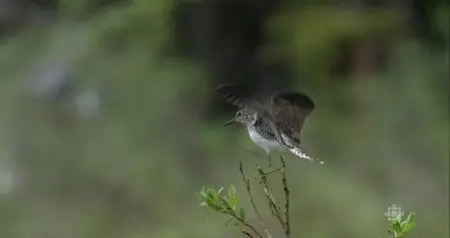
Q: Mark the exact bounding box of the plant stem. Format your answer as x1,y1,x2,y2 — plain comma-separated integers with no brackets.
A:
280,157,291,237
239,161,273,238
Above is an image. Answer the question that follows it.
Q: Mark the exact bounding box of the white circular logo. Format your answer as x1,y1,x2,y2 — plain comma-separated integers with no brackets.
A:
384,204,404,221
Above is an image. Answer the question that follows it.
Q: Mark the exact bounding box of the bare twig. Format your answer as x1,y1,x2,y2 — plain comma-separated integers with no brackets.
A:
257,167,284,228
242,231,255,238
229,212,264,238
257,156,291,238
239,161,273,238
281,156,291,237
231,158,292,238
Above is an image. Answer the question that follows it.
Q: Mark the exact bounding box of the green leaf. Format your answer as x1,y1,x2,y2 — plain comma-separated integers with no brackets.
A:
240,208,246,221
199,188,207,198
229,185,237,209
206,193,215,205
209,190,221,205
401,213,415,227
225,217,235,227
397,212,416,236
392,220,402,233
402,221,416,234
208,202,223,212
220,197,233,212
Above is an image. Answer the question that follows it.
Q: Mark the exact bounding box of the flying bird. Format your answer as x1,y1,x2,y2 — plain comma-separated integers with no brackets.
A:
217,84,324,165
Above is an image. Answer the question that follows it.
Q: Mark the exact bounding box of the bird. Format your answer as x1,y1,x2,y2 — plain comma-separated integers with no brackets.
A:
217,84,324,167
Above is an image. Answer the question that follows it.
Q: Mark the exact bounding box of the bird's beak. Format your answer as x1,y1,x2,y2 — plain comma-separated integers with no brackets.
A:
223,118,235,127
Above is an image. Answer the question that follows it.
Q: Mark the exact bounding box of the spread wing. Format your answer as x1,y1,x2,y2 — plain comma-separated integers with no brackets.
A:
270,91,315,144
216,84,265,111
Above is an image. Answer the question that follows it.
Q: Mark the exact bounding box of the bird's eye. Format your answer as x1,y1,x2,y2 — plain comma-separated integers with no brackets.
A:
237,112,241,116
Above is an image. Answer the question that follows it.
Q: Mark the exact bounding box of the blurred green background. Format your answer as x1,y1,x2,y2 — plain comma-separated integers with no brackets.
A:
0,1,448,237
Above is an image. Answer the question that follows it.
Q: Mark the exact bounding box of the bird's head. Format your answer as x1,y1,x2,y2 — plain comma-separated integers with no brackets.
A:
224,109,257,127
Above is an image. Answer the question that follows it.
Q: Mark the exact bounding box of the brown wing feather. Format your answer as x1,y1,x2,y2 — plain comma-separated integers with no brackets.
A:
271,91,315,144
216,84,265,110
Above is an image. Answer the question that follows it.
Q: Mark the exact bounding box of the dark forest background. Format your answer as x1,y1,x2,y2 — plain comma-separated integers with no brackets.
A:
0,0,448,237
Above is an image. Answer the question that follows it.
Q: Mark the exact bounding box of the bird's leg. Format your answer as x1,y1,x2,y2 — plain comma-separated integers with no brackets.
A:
264,153,282,175
257,167,283,184
256,153,283,183
262,166,283,176
266,153,273,170
266,153,284,174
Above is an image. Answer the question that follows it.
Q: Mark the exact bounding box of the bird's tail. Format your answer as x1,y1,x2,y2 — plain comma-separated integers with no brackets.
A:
289,146,324,164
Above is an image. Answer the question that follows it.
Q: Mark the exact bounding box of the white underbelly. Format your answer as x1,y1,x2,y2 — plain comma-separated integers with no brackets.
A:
248,129,283,153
